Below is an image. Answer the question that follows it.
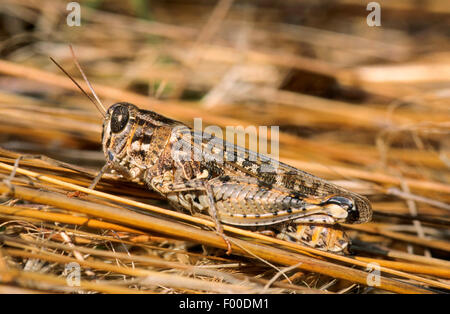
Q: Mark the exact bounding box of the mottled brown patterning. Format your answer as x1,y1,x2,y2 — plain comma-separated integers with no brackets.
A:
51,49,371,254
98,102,372,254
276,223,350,253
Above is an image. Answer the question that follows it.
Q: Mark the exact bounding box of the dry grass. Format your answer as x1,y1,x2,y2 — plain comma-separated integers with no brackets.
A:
0,0,448,294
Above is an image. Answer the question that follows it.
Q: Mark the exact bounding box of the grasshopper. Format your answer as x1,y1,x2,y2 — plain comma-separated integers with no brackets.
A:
51,48,372,254
276,223,350,253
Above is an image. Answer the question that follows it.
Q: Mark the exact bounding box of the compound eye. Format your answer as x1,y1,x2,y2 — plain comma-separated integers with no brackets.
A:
110,105,129,133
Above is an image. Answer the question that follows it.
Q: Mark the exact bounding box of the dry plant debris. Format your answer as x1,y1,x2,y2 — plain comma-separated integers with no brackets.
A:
0,0,448,294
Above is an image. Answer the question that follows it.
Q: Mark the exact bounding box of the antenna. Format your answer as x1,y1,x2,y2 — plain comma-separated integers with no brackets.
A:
69,45,107,114
49,57,105,117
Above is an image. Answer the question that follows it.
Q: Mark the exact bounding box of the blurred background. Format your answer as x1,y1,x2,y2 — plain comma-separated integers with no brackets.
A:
0,0,449,200
0,0,449,293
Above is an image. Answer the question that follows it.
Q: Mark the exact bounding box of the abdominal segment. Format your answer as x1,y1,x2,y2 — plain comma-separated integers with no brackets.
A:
275,222,350,253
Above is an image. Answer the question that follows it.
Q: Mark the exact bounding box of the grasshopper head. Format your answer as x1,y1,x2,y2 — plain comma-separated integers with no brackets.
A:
101,102,181,168
101,102,140,164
